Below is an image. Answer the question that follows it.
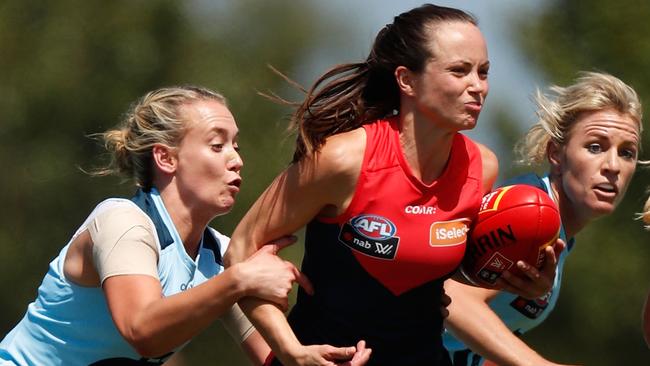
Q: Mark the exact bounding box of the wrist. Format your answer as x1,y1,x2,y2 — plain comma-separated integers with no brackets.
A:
276,344,305,366
517,351,551,366
229,263,250,299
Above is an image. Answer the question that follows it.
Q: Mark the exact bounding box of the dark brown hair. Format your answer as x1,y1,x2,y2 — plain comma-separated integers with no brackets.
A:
288,4,477,162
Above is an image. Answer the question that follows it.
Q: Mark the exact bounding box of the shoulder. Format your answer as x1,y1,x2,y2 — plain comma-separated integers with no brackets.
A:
304,127,366,183
473,141,497,171
88,200,156,247
289,127,366,216
92,201,153,231
470,140,498,193
319,128,366,167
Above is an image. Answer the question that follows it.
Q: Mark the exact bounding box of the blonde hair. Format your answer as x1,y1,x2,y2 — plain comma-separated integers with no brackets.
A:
516,71,643,166
95,86,226,189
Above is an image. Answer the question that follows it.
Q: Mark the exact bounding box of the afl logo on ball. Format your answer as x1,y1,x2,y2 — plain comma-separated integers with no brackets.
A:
339,214,400,259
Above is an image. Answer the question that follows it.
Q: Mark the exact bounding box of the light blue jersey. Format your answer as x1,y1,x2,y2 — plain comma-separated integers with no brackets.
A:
444,174,575,366
0,188,228,365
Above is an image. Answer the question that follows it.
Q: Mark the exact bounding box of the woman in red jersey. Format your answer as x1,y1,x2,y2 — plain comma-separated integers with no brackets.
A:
224,4,500,365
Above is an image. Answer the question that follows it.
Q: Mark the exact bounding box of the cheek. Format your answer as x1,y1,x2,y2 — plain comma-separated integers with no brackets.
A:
562,166,588,199
561,176,580,203
619,163,637,187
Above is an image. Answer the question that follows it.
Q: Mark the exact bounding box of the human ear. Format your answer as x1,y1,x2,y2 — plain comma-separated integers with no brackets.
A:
394,66,417,97
152,144,177,174
547,140,562,176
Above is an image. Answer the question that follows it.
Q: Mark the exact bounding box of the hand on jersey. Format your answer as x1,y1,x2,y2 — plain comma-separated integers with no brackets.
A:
287,340,372,366
495,239,566,300
237,235,313,311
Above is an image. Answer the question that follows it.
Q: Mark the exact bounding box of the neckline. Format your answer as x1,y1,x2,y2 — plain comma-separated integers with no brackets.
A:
388,117,458,191
148,188,200,268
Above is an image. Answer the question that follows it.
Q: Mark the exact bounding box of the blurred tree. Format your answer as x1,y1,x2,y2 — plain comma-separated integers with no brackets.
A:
510,1,650,364
0,0,349,364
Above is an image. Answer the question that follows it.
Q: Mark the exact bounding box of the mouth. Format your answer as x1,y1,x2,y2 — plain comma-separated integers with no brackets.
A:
465,101,482,114
227,177,242,193
593,182,617,199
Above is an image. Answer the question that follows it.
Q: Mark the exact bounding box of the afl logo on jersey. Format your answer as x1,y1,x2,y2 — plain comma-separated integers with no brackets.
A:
350,215,396,239
339,214,400,260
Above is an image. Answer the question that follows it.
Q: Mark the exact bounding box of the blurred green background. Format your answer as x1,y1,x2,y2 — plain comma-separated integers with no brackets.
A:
0,1,648,365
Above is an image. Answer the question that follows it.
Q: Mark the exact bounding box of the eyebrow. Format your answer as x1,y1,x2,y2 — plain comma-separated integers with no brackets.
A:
206,127,239,139
445,59,490,68
583,130,640,145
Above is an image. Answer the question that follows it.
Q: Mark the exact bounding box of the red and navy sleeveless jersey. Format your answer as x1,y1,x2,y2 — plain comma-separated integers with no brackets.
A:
281,118,483,366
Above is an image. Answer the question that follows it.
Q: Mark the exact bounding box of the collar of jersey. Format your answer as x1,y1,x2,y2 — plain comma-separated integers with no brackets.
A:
131,188,223,266
131,188,175,250
541,174,575,252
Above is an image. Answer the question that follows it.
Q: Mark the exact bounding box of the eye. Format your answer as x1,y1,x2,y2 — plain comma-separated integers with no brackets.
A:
619,148,637,160
211,143,224,152
233,143,240,153
586,143,602,154
478,67,489,79
449,66,469,76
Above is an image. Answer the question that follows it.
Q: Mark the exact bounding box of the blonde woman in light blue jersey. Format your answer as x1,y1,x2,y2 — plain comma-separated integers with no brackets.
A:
0,86,314,366
444,72,643,365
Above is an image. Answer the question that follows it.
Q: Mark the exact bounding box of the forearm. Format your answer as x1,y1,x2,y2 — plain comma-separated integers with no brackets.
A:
240,330,272,366
239,297,303,366
445,307,546,366
444,281,549,366
115,267,247,357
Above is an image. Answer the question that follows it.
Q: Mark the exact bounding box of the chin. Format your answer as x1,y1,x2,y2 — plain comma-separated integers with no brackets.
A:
212,206,234,218
458,117,478,131
213,198,236,215
589,203,616,219
221,200,236,211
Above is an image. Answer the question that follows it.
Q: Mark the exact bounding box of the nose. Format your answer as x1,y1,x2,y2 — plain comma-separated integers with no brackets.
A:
227,149,243,172
467,72,488,96
602,150,620,174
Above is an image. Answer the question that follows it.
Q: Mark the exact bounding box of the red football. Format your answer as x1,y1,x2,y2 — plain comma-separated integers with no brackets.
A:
460,184,561,289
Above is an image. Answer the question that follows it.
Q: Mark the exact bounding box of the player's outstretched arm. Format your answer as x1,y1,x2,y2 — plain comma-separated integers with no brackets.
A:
102,235,304,358
444,279,577,366
225,130,370,366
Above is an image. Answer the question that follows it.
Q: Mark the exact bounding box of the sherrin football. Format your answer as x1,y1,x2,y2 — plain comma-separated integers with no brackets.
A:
460,184,561,289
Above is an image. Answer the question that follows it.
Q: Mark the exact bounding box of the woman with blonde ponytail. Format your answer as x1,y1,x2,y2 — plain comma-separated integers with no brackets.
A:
0,86,313,365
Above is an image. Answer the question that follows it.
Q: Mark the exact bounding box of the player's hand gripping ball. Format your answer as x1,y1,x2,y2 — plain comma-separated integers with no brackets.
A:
461,185,561,288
